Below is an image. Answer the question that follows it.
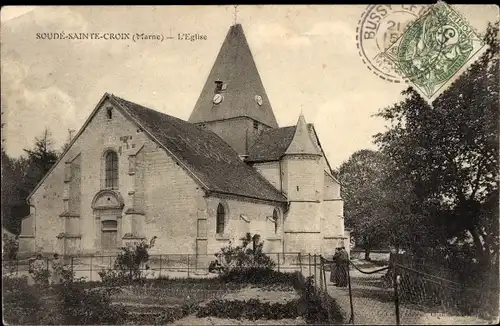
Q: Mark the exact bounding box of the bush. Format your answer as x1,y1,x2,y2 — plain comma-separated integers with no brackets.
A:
32,269,50,287
292,274,343,324
52,283,127,325
2,276,44,325
3,235,19,274
99,236,156,285
196,299,300,320
219,268,300,288
214,233,276,275
155,303,198,324
2,234,19,261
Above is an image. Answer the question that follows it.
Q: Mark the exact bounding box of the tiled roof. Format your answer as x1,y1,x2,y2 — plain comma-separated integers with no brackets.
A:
246,126,296,162
189,24,278,128
111,95,286,203
246,123,317,162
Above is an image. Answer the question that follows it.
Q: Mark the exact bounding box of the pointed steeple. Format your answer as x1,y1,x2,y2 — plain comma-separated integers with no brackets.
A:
189,24,279,128
285,114,321,156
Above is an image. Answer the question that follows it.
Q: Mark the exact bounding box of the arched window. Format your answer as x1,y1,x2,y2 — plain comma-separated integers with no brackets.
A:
216,203,225,234
273,208,279,234
105,151,119,189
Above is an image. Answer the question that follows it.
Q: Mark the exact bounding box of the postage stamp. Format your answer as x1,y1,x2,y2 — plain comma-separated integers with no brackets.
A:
383,1,487,101
356,5,429,83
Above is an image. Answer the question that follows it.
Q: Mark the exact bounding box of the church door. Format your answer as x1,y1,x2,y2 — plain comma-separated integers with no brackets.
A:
101,220,118,250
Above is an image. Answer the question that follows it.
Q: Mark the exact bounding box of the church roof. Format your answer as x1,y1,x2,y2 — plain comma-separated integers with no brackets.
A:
246,125,296,162
285,114,321,156
111,95,286,203
247,121,321,162
188,24,279,128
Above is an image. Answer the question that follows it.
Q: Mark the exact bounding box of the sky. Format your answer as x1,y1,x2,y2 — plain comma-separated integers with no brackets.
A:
1,5,498,169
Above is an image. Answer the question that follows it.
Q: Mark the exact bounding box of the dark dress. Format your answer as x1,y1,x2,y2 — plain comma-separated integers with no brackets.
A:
330,252,341,284
337,250,349,287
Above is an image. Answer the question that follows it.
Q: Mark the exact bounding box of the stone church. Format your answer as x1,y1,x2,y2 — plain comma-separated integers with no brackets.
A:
19,24,347,257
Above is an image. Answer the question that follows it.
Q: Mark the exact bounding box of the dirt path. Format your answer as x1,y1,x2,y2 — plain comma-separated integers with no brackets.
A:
323,260,493,325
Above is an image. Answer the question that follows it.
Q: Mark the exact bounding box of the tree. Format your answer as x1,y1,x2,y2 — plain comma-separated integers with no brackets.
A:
1,127,60,234
23,128,59,193
1,112,29,234
374,22,499,267
338,149,390,260
1,153,30,234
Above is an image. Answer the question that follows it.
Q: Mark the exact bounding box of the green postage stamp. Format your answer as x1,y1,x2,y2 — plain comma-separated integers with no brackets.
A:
384,1,487,102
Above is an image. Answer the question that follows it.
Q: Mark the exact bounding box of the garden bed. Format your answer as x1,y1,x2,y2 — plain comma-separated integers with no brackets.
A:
4,270,343,325
120,271,342,325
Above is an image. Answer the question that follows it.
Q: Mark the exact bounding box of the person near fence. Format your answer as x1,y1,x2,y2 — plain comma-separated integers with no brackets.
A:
330,247,341,285
51,253,63,285
208,259,223,273
29,253,48,286
337,246,349,287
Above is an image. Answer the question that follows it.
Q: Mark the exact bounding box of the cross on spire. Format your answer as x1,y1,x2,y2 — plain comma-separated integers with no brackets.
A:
233,5,238,25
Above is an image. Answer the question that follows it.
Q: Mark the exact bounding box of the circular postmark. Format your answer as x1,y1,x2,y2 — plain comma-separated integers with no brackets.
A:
356,5,429,83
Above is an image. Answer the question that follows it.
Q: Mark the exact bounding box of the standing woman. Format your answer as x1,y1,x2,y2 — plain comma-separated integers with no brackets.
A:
51,253,63,285
338,246,349,287
330,248,341,285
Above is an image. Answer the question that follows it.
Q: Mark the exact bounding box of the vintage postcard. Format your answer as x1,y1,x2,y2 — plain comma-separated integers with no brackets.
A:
1,4,498,325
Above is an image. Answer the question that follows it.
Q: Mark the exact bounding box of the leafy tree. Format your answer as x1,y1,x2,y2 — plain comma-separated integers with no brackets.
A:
23,128,59,193
1,128,59,234
374,22,499,267
1,112,30,234
338,149,390,260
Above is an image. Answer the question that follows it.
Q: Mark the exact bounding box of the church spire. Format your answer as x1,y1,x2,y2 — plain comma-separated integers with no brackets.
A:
188,23,279,128
285,113,321,156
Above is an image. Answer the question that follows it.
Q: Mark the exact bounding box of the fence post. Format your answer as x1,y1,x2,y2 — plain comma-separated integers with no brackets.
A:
308,254,311,277
277,253,280,272
319,257,323,290
159,255,162,278
393,257,400,326
323,260,331,290
90,256,93,282
347,259,355,324
298,253,302,274
314,255,317,288
187,255,190,278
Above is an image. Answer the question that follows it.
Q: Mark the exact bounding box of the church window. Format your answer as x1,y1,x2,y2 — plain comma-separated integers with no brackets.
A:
216,203,225,234
106,108,113,120
273,208,279,234
105,151,119,189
